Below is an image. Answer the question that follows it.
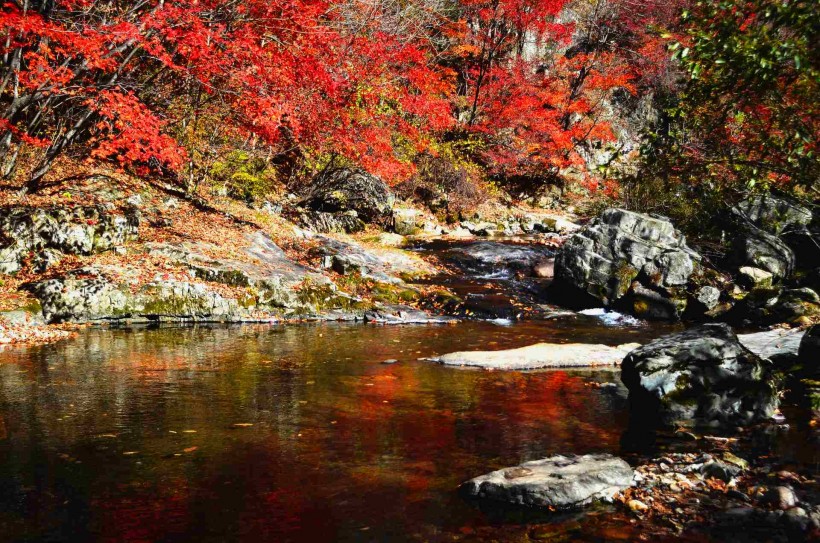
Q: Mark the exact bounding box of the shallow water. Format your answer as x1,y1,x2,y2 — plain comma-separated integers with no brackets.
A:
0,319,700,543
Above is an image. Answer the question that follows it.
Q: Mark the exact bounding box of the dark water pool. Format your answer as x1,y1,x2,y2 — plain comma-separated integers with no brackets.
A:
0,320,715,542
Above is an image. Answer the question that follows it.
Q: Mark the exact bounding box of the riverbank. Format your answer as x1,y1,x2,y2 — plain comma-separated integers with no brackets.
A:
0,169,581,344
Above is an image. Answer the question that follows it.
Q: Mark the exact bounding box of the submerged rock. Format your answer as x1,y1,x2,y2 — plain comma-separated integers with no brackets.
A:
430,341,639,369
621,323,778,428
461,454,635,510
553,208,699,319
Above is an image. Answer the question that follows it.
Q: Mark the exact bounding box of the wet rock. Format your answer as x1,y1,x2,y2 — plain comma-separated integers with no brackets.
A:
460,454,635,510
444,241,554,276
0,205,139,273
299,168,394,225
430,341,640,370
621,323,779,428
362,307,456,324
553,208,699,319
727,489,752,503
733,227,795,281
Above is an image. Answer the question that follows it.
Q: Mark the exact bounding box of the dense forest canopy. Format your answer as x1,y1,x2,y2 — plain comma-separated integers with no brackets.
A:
0,0,817,201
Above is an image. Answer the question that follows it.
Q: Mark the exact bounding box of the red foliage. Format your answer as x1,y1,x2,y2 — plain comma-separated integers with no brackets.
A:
1,0,454,185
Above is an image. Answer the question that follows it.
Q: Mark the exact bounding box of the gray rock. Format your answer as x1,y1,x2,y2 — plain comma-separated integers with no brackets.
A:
297,210,364,234
429,342,640,370
695,286,721,311
29,269,249,323
460,454,635,510
621,323,779,428
362,307,456,324
738,266,774,290
312,235,433,283
554,208,698,318
299,168,394,225
149,231,331,310
392,208,422,235
733,227,795,281
532,258,555,278
738,328,805,364
701,461,743,482
733,194,813,236
0,205,139,274
445,241,554,276
29,232,337,323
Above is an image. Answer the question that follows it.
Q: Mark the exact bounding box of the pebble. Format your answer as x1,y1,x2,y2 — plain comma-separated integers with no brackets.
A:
381,359,398,365
628,499,649,513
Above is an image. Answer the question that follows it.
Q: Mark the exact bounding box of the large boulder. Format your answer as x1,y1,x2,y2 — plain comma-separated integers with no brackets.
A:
460,454,635,510
299,169,394,225
621,323,778,428
732,226,795,281
0,205,139,273
733,194,813,236
553,208,699,319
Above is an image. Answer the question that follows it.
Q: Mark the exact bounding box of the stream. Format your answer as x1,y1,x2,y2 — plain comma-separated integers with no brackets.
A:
0,239,805,542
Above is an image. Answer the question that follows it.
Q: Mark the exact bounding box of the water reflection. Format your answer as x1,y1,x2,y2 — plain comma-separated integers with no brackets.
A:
0,322,681,542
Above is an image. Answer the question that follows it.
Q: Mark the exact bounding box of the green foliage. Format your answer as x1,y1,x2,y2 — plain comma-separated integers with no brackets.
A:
672,0,819,188
209,150,279,202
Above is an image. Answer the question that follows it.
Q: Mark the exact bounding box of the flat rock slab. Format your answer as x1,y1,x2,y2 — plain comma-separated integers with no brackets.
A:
738,328,805,362
430,342,640,369
461,454,635,509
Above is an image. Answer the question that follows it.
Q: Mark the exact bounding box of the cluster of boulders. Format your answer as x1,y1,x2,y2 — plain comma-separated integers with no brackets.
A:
0,204,139,274
460,324,818,539
0,191,447,324
552,194,818,324
290,167,581,241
